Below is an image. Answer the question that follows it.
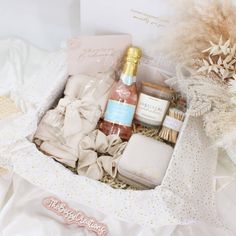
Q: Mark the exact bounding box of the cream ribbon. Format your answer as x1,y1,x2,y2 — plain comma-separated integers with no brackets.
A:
35,97,102,168
57,97,102,137
34,73,114,169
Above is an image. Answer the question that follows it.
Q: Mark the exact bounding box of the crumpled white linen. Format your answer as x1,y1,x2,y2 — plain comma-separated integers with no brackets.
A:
214,150,236,192
34,74,114,168
0,118,224,230
0,38,68,146
218,128,236,166
0,96,22,119
0,171,234,236
78,130,127,180
0,38,67,114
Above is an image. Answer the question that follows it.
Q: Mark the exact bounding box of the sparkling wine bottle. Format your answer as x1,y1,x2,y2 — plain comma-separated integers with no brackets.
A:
99,47,142,140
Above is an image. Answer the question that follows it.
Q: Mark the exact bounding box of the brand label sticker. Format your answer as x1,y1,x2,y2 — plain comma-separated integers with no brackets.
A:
42,197,108,236
104,100,136,127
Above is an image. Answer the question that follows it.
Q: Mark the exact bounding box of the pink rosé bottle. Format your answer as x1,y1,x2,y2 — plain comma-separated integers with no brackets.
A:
99,47,142,140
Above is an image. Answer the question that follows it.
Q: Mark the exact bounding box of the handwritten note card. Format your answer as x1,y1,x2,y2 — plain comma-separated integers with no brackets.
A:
68,35,132,76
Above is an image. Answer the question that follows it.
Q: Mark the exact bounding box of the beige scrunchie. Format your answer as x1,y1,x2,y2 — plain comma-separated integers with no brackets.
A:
77,130,127,180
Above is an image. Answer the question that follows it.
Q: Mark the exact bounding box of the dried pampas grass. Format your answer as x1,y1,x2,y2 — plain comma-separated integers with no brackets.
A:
204,109,236,139
154,0,236,163
157,0,236,65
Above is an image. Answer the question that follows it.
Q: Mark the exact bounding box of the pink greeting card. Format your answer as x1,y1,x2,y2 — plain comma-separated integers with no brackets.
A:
68,34,132,76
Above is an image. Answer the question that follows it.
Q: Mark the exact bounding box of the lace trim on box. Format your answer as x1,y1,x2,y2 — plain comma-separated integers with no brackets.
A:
0,39,225,229
0,116,223,229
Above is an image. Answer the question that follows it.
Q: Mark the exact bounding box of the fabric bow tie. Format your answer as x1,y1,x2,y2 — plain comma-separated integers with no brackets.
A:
57,97,102,137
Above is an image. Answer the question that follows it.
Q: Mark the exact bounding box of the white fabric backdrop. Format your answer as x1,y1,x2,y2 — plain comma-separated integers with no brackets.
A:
0,0,80,50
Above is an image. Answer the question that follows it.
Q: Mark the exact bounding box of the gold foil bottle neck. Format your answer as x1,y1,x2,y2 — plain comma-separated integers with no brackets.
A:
122,46,142,77
125,47,142,64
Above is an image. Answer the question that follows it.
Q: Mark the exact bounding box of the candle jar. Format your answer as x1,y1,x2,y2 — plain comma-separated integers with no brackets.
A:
135,81,174,127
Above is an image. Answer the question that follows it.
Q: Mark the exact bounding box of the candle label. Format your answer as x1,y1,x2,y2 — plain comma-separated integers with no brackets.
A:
104,100,136,127
42,197,108,236
135,93,169,125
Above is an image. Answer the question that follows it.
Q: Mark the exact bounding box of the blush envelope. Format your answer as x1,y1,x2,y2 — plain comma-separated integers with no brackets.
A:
67,34,132,76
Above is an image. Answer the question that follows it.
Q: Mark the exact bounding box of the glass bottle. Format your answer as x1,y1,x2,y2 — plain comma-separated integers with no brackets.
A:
99,47,142,140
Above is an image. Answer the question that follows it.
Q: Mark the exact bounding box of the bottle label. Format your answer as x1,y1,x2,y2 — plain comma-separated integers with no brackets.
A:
135,93,169,125
104,100,136,127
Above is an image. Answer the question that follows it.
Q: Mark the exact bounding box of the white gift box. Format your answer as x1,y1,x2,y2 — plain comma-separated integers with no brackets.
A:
0,1,234,234
0,39,222,234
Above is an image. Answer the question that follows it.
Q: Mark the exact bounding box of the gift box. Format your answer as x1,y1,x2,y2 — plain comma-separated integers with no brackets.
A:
0,1,235,235
0,40,220,234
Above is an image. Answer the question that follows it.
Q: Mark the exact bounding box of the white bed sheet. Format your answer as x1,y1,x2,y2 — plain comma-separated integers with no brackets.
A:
0,0,80,50
0,170,234,236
